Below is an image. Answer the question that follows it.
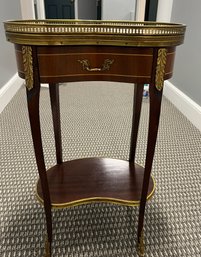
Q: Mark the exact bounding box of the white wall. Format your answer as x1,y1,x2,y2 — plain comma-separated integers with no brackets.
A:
0,0,23,113
0,0,22,89
135,0,146,21
170,0,201,107
20,0,35,19
156,0,173,22
36,0,46,19
102,0,136,20
156,0,201,131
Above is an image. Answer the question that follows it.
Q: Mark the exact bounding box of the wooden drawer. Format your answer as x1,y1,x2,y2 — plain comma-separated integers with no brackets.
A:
37,46,154,83
15,45,175,84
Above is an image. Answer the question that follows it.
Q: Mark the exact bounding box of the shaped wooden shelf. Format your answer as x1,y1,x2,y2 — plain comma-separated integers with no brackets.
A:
36,158,155,208
4,19,186,257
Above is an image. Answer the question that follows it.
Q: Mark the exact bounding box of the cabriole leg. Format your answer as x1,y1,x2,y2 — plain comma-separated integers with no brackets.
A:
24,46,52,256
49,83,62,164
129,83,144,162
137,84,163,256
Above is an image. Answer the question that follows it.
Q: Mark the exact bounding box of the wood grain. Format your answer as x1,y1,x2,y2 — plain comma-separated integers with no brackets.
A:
36,158,155,207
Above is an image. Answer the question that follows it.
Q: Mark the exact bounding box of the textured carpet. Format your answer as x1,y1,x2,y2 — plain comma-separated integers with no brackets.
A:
0,82,201,257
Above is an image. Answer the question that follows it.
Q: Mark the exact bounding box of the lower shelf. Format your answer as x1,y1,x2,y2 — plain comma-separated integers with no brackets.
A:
36,158,155,208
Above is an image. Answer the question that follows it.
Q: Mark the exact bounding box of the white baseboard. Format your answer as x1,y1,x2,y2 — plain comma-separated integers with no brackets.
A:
41,83,49,88
163,80,201,132
0,73,24,114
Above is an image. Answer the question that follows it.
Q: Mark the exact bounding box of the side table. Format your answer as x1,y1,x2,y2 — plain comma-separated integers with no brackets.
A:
4,20,185,257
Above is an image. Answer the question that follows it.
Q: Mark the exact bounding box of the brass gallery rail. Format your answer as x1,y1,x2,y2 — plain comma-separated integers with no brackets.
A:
4,20,186,257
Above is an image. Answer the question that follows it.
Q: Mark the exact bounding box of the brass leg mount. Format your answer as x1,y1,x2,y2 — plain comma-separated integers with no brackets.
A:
137,230,145,257
44,236,51,257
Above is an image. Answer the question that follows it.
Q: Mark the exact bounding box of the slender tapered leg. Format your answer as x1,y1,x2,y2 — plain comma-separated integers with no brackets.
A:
137,84,163,256
25,46,52,257
27,86,52,257
136,47,167,256
129,84,144,162
49,83,62,164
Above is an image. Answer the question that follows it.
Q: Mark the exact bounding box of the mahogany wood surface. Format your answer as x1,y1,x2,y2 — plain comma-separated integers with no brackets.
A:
137,48,163,244
16,42,176,255
36,158,154,207
26,47,52,246
129,84,144,162
5,19,185,255
15,44,175,84
49,83,62,164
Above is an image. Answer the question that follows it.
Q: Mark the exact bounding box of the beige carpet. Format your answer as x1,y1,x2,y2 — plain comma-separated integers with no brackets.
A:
1,81,201,257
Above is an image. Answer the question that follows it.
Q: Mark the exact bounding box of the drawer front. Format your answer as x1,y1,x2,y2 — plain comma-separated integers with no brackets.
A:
37,46,154,83
14,45,175,84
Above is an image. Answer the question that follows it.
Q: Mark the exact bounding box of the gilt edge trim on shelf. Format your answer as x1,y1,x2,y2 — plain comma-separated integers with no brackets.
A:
35,176,156,209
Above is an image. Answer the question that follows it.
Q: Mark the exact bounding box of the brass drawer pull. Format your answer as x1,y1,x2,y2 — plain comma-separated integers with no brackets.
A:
78,59,114,72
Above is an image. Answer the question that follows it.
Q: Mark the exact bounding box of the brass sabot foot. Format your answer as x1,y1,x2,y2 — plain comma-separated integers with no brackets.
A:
43,236,51,257
137,230,145,257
